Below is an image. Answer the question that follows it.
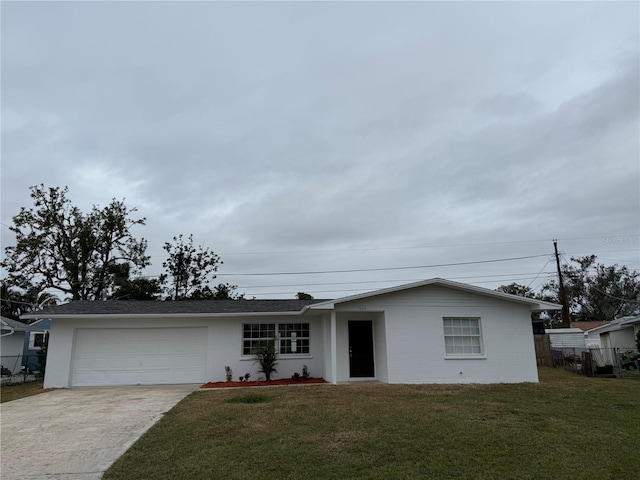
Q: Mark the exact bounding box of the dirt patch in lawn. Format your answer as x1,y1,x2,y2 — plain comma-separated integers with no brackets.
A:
202,377,326,388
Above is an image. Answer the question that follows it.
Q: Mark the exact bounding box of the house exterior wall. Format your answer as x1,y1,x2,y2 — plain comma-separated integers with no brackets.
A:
1,334,25,373
334,285,538,384
586,330,602,347
608,328,636,350
44,314,326,388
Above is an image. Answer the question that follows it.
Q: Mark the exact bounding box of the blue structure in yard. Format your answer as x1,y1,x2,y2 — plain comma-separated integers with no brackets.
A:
22,318,51,373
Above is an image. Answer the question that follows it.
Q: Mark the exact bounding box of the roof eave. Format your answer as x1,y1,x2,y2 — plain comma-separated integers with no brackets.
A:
308,278,563,311
21,310,311,320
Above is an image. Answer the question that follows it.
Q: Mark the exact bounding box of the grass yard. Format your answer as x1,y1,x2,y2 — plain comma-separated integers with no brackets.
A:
0,380,48,403
104,369,639,480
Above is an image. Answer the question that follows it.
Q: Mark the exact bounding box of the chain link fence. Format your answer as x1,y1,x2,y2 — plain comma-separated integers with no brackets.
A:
0,355,44,384
552,346,640,378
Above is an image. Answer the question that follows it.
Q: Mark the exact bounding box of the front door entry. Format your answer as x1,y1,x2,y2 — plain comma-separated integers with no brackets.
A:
348,320,374,377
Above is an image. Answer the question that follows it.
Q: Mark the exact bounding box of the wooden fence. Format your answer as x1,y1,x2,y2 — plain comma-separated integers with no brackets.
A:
534,334,553,367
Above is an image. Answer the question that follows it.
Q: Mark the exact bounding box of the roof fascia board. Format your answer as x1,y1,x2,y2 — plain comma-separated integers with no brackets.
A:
22,310,311,320
309,278,562,311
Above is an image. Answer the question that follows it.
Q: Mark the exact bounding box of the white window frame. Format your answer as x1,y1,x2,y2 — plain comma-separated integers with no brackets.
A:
242,323,310,357
443,317,485,358
28,331,47,350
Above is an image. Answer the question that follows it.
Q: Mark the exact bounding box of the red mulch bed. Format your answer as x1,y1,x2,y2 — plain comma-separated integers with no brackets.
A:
201,377,327,388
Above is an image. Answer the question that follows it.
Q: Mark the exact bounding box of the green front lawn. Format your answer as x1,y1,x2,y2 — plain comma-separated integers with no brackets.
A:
104,369,640,480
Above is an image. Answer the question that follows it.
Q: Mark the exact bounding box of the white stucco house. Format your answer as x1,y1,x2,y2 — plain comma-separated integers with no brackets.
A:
586,316,640,354
22,278,561,388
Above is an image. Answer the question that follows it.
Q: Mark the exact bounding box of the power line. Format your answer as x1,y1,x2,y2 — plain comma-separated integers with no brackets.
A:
215,254,550,277
238,271,557,290
242,275,566,297
588,285,640,304
140,236,640,258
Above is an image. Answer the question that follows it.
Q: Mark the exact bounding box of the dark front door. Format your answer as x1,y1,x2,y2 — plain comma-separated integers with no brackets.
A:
348,320,374,377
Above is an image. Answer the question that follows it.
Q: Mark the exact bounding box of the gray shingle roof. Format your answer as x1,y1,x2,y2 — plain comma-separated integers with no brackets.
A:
23,299,331,317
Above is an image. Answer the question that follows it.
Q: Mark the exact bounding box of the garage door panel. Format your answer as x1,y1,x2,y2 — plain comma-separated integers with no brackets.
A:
71,328,207,386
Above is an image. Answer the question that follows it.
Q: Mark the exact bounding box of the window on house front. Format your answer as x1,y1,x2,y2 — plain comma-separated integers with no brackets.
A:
242,323,310,356
28,332,46,350
443,317,483,357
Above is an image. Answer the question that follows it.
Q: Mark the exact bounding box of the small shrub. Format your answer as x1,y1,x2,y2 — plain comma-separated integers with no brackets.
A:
253,340,278,381
224,366,233,382
291,372,300,381
302,365,310,379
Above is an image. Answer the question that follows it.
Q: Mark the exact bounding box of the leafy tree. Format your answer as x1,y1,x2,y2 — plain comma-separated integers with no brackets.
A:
110,277,163,300
107,262,162,300
0,279,58,321
540,255,640,322
189,283,245,300
161,234,221,300
496,282,549,323
496,283,536,298
1,185,149,300
296,292,314,300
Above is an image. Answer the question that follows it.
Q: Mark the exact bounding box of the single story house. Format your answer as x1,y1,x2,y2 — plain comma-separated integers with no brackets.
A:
22,318,51,373
585,316,640,363
1,316,36,374
22,278,561,389
569,321,610,347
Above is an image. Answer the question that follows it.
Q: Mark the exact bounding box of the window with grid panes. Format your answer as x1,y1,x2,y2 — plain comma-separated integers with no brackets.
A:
278,323,310,354
242,323,310,356
443,317,483,357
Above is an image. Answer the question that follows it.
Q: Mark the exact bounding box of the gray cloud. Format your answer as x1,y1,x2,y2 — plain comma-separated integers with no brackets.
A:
2,1,638,298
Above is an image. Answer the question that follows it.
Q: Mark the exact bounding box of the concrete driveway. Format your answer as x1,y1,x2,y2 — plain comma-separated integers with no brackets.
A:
1,384,199,480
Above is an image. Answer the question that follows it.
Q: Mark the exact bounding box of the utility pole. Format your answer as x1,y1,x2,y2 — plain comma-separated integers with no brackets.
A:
553,239,571,328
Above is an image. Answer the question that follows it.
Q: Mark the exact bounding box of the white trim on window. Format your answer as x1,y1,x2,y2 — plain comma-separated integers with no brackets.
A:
443,317,484,358
242,323,310,356
28,331,46,350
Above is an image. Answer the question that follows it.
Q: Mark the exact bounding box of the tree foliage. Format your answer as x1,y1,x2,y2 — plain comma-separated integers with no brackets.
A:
296,292,314,300
0,279,59,321
496,283,536,299
193,283,245,300
110,277,163,300
161,234,222,300
2,185,149,300
540,255,640,322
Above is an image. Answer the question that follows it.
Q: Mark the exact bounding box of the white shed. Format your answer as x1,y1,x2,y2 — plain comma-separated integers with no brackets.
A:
545,328,587,350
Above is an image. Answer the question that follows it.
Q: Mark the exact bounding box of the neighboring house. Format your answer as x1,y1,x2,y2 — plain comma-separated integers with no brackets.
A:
545,328,588,351
587,316,640,351
1,316,36,374
570,321,610,347
22,318,51,373
22,278,561,389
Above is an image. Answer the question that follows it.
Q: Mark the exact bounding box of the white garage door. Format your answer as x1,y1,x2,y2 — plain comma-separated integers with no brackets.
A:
71,328,207,386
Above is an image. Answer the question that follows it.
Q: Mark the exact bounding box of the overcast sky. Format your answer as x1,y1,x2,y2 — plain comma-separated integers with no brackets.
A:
2,1,639,300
